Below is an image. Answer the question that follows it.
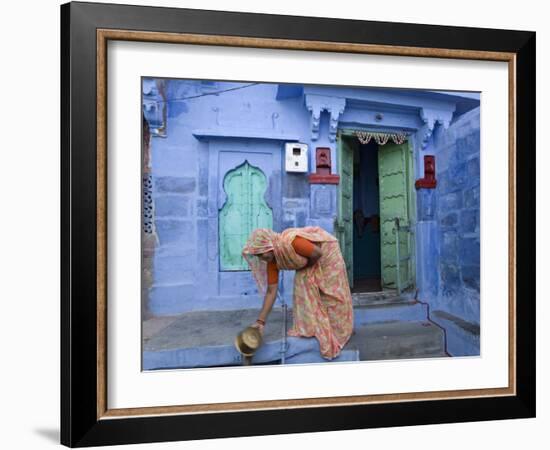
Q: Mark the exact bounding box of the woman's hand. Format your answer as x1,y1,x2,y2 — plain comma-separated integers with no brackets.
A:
251,320,265,336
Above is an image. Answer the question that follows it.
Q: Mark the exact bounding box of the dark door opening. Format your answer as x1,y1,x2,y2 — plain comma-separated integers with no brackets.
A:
352,140,382,293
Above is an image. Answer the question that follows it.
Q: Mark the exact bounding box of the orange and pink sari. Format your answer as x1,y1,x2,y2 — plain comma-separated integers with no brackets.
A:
242,226,354,359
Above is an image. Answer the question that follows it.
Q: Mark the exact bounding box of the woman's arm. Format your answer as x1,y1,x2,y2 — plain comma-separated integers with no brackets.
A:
303,244,323,268
252,283,278,334
258,283,278,322
292,236,323,269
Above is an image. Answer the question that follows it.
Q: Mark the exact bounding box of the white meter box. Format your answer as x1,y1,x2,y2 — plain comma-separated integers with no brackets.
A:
285,143,308,173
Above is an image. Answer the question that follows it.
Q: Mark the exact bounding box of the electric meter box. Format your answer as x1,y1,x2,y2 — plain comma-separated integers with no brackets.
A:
285,143,308,173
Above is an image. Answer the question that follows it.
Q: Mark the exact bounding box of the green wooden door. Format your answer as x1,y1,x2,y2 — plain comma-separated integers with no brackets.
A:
337,135,354,287
378,141,413,290
219,161,273,270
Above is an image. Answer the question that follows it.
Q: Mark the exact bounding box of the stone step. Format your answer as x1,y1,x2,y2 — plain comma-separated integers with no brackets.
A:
431,310,480,356
351,288,426,325
352,289,416,307
144,337,360,370
354,301,426,325
346,320,447,361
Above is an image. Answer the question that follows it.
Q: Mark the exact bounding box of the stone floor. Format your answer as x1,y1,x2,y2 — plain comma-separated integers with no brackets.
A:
143,307,290,351
142,294,448,370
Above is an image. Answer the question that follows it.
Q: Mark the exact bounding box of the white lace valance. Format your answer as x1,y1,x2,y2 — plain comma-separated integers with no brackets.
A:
354,130,408,146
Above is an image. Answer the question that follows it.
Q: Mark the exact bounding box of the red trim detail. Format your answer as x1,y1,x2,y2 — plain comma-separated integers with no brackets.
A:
415,178,437,189
308,174,340,184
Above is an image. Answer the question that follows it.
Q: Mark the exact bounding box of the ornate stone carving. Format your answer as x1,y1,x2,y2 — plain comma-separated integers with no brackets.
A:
142,78,167,137
417,106,455,149
305,94,346,142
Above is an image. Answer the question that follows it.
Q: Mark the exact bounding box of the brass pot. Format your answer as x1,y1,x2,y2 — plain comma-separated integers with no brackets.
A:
234,326,263,357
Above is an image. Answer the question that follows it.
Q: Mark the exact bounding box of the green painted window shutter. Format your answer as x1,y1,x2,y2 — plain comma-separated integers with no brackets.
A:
219,161,273,270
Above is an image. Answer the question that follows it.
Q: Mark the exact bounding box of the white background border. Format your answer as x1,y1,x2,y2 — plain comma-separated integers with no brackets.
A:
107,40,509,409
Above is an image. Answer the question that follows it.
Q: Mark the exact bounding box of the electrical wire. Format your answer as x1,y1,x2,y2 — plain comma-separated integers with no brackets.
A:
146,82,260,104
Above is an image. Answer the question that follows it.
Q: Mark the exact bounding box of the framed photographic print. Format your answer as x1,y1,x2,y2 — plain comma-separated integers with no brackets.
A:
60,1,536,447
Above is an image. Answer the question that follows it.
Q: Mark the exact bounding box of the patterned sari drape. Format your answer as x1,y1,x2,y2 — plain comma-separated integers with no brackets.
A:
242,226,354,359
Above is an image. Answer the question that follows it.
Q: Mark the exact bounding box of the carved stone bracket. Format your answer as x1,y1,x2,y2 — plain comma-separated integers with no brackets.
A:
142,78,167,137
417,106,455,149
305,94,346,142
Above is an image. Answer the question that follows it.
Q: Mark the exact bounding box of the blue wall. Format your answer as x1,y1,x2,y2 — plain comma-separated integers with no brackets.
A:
432,107,480,325
143,78,480,330
145,80,320,314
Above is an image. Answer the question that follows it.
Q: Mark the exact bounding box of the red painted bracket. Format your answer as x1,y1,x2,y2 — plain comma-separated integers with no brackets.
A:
308,147,340,184
415,155,437,189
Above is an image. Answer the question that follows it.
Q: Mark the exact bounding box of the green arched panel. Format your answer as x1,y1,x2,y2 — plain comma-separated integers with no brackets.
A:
219,161,273,270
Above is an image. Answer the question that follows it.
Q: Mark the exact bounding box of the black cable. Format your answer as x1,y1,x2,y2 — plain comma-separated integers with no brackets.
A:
147,82,260,103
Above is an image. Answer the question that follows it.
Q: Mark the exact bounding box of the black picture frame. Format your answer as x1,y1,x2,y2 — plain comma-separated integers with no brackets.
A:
61,1,535,447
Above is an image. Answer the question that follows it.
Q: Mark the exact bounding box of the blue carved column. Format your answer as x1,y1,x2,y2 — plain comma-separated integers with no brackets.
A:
304,94,346,233
415,186,439,301
413,106,454,303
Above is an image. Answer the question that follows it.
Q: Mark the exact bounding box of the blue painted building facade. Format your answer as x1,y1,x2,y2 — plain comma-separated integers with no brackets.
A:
142,79,481,355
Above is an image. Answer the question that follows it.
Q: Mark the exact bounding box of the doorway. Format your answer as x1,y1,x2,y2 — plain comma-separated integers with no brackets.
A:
352,139,382,292
336,130,415,293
